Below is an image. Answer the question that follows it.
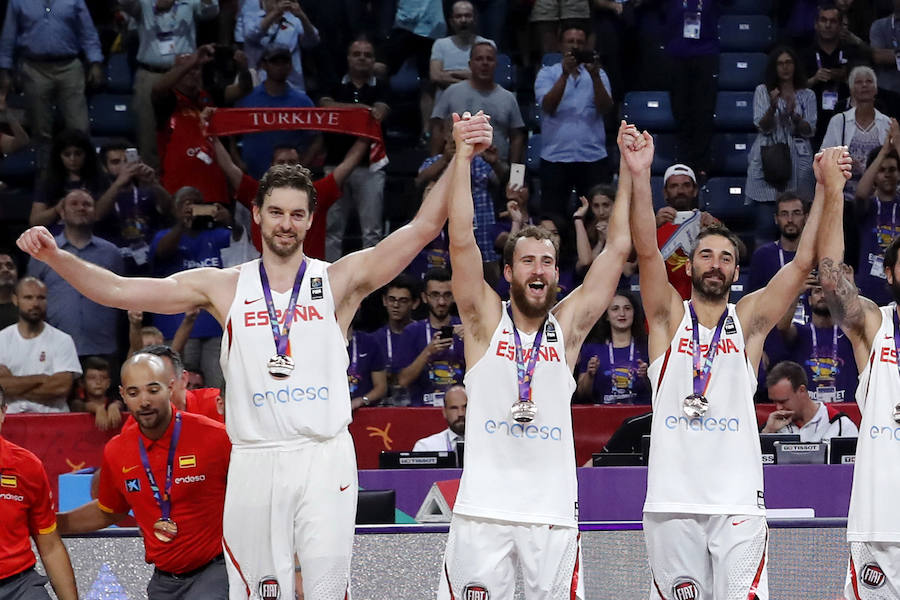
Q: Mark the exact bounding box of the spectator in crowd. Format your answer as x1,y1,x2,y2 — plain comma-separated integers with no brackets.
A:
416,123,500,283
347,322,387,411
149,187,238,389
431,41,525,165
95,143,174,275
237,44,319,180
530,0,590,55
0,386,79,600
30,129,107,228
0,89,28,156
0,0,103,148
320,37,389,260
153,44,230,205
0,277,81,413
745,46,816,247
868,1,900,118
573,185,614,272
235,0,320,92
28,190,124,362
120,0,219,168
535,213,578,300
405,226,451,283
73,356,122,431
534,27,613,218
493,182,532,255
802,2,864,151
397,267,465,406
127,311,165,356
138,344,224,423
429,1,494,105
853,135,900,306
654,163,720,300
575,290,649,404
57,353,231,598
373,275,420,405
412,384,466,451
776,280,858,404
763,360,859,441
0,250,18,329
748,192,809,293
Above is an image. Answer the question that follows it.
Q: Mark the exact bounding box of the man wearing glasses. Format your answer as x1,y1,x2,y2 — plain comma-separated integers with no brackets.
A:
374,274,420,405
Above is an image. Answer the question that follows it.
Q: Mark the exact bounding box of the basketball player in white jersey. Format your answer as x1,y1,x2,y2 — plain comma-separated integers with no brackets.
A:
818,170,900,600
435,116,637,599
623,129,850,600
14,118,493,600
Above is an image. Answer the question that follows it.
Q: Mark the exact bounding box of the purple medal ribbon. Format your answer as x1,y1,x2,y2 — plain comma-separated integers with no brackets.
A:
506,303,547,404
688,302,729,398
259,260,307,356
137,411,182,522
891,309,900,378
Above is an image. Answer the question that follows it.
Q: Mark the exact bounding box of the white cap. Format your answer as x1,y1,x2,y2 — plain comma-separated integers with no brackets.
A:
663,164,696,185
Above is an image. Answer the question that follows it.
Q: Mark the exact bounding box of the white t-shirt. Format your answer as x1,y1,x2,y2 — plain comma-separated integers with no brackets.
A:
776,401,859,442
413,427,461,452
0,323,81,413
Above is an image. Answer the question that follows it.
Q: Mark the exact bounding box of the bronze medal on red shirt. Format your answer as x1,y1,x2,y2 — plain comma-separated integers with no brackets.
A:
153,518,179,543
138,412,183,543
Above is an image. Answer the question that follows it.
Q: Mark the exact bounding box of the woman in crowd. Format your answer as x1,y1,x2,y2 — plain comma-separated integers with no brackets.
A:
745,45,817,246
575,290,650,404
574,184,613,269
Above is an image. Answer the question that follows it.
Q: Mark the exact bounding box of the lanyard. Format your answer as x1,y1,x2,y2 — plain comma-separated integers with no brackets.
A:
608,340,635,392
350,333,358,367
875,198,898,230
507,303,547,404
810,324,839,368
259,260,307,357
893,308,900,380
385,329,393,363
425,321,454,351
688,302,729,398
777,241,786,268
137,412,182,522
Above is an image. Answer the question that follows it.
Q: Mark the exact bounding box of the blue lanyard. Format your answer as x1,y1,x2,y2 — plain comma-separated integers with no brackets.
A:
137,412,182,522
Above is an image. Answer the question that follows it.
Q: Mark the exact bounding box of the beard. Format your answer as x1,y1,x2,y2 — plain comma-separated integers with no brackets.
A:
19,309,44,325
510,276,558,319
811,303,830,317
691,268,734,302
780,227,800,241
449,418,465,437
891,277,900,305
262,230,301,258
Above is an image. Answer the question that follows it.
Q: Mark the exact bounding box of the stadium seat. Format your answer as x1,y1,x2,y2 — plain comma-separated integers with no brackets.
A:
718,53,767,91
526,133,541,175
729,269,751,301
701,177,754,227
650,175,666,212
88,94,135,137
713,91,756,130
0,187,33,223
718,15,774,52
523,100,541,132
542,53,562,66
721,0,772,15
622,91,676,132
710,133,754,176
105,53,133,93
651,133,678,176
0,147,37,187
495,53,516,90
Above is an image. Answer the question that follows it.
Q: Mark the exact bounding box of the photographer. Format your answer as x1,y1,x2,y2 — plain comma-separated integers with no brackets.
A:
534,27,613,219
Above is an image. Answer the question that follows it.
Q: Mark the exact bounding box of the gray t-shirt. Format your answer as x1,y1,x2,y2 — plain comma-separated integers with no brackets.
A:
432,81,525,161
870,16,900,94
430,35,492,70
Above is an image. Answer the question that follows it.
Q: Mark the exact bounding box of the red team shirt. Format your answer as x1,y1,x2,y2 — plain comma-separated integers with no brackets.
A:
0,437,57,579
98,410,231,573
185,388,224,424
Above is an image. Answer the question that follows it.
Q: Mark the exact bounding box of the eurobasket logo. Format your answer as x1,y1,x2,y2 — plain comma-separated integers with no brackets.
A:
258,576,280,600
861,563,886,588
462,582,490,600
672,577,700,600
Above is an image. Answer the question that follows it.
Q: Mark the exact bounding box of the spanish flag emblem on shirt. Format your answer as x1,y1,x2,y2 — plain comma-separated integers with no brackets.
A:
1,474,17,488
178,455,197,469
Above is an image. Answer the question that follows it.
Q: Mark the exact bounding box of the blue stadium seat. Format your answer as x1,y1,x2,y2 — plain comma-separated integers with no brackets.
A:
651,133,678,176
105,53,133,93
542,53,562,66
526,133,541,175
701,177,754,226
389,59,420,96
718,53,767,91
495,53,516,90
523,100,541,132
650,175,666,212
88,94,136,138
721,0,772,15
622,91,676,131
729,269,751,301
0,147,36,186
713,91,755,130
718,16,774,52
711,133,754,176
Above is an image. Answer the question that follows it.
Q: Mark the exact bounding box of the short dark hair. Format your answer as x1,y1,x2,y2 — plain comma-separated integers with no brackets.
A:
689,225,743,264
503,225,560,267
256,163,318,212
885,236,900,273
0,384,6,409
766,360,808,391
137,344,184,377
423,267,452,287
817,2,839,16
99,141,130,165
82,356,110,373
775,191,808,213
867,146,900,168
559,25,587,40
469,40,496,58
384,274,419,297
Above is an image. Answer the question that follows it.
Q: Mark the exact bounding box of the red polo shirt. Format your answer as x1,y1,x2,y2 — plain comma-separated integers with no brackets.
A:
185,388,224,424
98,410,231,574
236,172,340,260
0,437,56,579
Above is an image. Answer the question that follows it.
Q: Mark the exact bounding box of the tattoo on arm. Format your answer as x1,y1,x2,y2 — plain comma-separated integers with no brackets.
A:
819,258,866,335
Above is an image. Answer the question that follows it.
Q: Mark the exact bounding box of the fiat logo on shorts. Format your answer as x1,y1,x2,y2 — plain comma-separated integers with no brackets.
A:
463,582,490,600
672,577,700,600
258,576,280,600
861,563,886,588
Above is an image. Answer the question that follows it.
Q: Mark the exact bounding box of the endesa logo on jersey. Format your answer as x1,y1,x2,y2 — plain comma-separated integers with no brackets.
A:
664,414,741,432
483,419,563,441
675,337,740,357
868,425,900,441
244,305,324,328
252,384,330,407
493,340,561,363
0,492,24,502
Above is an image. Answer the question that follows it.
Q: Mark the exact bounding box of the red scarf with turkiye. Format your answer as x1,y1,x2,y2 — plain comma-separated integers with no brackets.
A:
207,107,388,170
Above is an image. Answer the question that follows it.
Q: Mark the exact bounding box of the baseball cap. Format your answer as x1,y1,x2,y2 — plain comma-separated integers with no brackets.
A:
663,164,696,185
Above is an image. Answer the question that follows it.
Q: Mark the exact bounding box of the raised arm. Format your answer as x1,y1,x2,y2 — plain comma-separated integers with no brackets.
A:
327,114,492,333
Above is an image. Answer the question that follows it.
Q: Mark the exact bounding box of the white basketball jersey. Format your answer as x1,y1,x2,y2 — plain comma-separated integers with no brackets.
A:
644,301,765,516
848,305,900,542
220,259,351,445
454,304,578,527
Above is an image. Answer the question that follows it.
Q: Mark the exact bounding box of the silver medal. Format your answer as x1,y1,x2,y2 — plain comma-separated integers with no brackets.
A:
683,393,709,418
511,400,537,423
267,354,295,379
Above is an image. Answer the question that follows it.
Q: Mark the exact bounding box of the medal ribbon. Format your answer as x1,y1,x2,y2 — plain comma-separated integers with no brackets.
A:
810,324,839,372
892,309,900,380
608,340,635,393
507,303,546,404
259,260,307,357
688,302,729,398
137,411,182,522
